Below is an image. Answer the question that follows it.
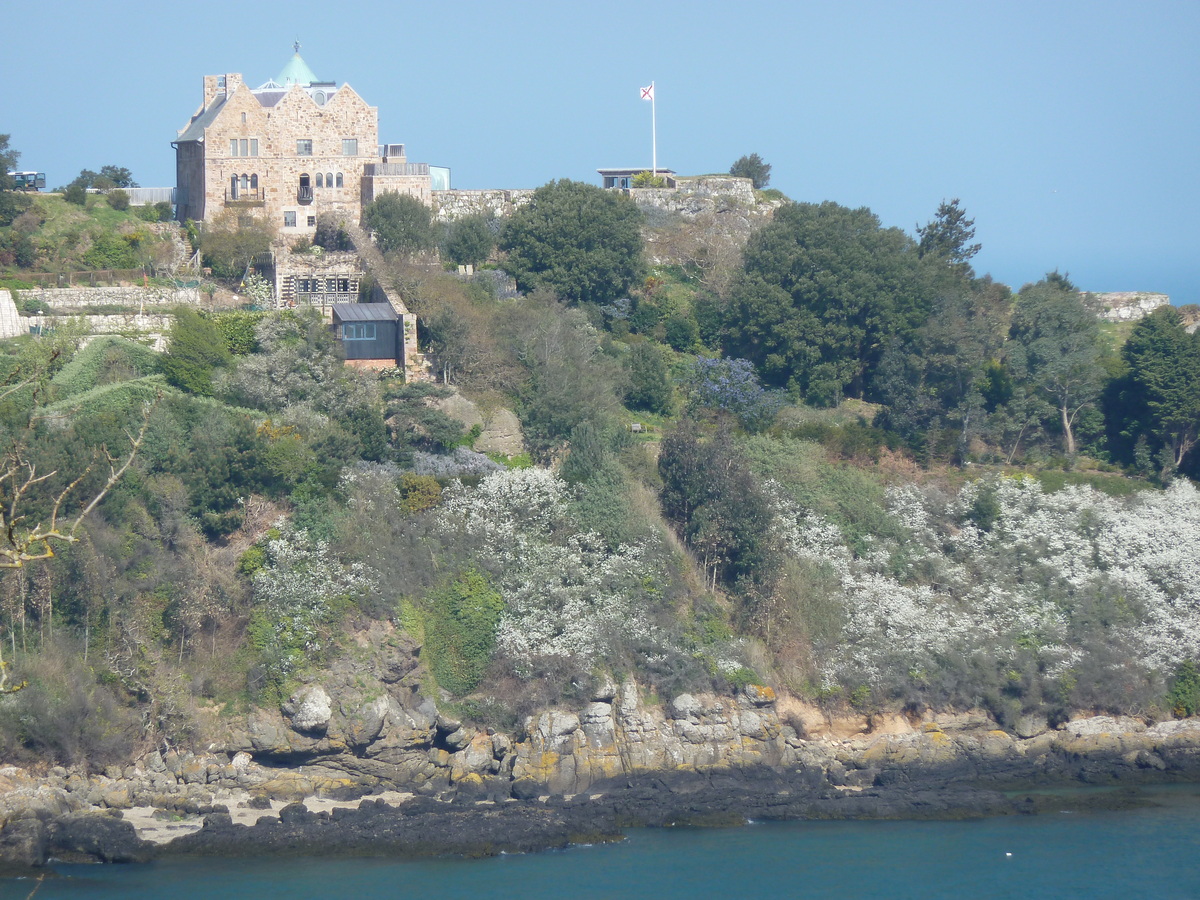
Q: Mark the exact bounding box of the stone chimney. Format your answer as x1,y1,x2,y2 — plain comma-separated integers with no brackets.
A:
202,73,244,111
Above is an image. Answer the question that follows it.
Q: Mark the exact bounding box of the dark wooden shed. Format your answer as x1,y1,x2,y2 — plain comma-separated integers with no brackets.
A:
331,302,400,368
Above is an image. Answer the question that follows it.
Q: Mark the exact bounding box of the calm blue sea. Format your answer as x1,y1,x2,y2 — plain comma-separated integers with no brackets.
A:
9,786,1200,900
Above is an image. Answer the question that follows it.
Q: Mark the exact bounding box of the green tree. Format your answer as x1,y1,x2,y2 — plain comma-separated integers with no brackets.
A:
0,135,32,227
659,425,775,592
313,213,353,251
442,214,495,268
159,308,232,396
917,198,981,272
199,209,276,280
98,165,137,189
1006,276,1105,456
0,135,17,192
729,153,772,189
625,342,672,414
362,192,435,255
724,201,929,404
504,301,625,459
1116,306,1200,474
500,179,643,306
422,305,472,385
877,276,1011,461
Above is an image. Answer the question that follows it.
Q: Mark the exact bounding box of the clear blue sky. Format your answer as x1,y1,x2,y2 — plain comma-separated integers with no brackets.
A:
5,0,1197,302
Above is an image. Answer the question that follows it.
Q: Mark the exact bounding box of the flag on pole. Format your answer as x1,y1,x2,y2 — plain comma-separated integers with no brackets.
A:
640,84,654,101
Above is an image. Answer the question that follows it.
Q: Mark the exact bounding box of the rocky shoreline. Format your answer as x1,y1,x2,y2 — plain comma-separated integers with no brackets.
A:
4,677,1200,876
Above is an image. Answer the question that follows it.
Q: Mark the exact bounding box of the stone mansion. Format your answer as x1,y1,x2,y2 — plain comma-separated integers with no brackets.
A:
173,47,437,236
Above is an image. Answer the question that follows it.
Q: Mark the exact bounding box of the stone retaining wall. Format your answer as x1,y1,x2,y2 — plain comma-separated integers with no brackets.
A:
1084,291,1170,322
14,286,200,310
432,189,535,222
25,315,173,351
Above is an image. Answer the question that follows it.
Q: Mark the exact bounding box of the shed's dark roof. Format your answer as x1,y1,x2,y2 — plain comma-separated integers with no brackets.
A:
332,303,397,321
597,167,677,176
177,96,228,143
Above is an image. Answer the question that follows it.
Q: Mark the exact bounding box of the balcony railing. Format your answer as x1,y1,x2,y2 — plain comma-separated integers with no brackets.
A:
364,163,429,177
296,292,357,306
297,186,313,203
225,188,265,203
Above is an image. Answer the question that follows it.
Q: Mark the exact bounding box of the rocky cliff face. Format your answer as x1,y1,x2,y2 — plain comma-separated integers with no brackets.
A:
4,664,1200,872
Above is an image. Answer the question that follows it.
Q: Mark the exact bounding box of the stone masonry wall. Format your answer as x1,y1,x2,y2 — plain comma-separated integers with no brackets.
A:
197,81,379,236
432,189,535,222
16,286,201,310
29,315,173,351
1084,291,1170,322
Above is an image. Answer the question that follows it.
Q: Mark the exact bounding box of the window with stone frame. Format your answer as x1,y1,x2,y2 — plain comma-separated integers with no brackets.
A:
342,139,358,156
297,139,313,156
284,211,297,228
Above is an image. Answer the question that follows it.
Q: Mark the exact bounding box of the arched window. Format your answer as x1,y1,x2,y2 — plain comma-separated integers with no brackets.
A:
230,174,238,199
335,172,344,188
326,172,333,187
316,173,324,188
250,174,258,190
241,174,249,192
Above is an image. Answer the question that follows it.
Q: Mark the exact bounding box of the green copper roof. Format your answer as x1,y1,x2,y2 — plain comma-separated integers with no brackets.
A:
277,52,319,87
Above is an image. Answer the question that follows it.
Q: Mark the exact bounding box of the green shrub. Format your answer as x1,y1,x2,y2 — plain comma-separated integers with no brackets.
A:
107,189,130,211
50,336,160,399
159,308,231,395
0,640,138,767
1169,660,1200,717
82,231,137,269
422,570,504,696
208,310,264,355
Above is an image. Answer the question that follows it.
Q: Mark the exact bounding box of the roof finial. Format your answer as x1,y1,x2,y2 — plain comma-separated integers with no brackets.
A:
293,39,301,54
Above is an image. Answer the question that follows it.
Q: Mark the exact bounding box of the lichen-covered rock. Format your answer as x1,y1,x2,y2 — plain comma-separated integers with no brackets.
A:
288,686,333,734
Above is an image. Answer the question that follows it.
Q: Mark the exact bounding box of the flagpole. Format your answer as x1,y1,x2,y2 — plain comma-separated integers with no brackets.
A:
651,81,657,177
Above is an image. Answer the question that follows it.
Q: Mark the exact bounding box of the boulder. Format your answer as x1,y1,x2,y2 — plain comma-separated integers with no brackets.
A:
0,817,46,872
671,694,702,719
288,686,333,735
475,408,525,457
343,695,390,748
48,813,148,864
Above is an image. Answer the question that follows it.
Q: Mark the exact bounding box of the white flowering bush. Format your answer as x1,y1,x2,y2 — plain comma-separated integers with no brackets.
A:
248,521,373,696
435,467,669,678
774,476,1200,714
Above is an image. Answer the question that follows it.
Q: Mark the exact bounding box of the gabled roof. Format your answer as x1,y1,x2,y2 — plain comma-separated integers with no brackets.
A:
177,94,227,142
253,90,288,108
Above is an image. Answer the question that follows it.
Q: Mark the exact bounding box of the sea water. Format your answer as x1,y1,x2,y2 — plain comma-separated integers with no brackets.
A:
9,786,1200,900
